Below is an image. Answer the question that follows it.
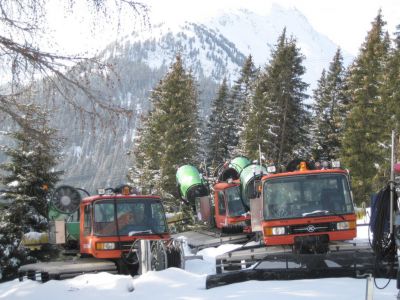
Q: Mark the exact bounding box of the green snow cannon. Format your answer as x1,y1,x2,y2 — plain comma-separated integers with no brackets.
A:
176,165,209,205
48,209,80,241
49,185,82,241
218,156,251,181
240,164,267,209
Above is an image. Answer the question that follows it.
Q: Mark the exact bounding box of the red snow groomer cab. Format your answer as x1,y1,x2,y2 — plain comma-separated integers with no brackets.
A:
212,180,251,233
18,185,183,282
176,157,265,235
255,161,356,252
207,161,393,288
79,188,170,260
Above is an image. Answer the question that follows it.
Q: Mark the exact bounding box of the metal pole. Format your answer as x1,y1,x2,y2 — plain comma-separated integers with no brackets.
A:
138,240,151,274
391,130,396,235
365,274,374,300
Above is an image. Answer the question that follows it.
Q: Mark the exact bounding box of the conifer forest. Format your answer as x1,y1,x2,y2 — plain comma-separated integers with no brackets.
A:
0,1,399,281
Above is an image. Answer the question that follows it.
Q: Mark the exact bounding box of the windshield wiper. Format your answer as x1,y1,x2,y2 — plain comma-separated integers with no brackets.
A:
302,209,346,220
325,209,346,220
302,210,329,217
128,229,153,236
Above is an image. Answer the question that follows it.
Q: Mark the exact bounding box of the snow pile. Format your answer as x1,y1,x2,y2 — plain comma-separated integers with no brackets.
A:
0,273,134,300
0,219,398,299
185,243,242,275
355,207,371,243
23,232,46,241
1,268,398,299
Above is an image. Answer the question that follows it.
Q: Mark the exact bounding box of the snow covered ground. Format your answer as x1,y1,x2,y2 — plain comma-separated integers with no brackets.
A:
0,222,398,300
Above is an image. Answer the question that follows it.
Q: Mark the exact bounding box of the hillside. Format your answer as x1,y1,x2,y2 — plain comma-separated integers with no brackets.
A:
0,5,352,192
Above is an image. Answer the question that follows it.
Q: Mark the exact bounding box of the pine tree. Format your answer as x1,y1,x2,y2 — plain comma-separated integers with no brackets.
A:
130,55,199,206
311,48,348,160
240,71,270,159
394,24,400,48
340,11,391,204
231,55,259,157
242,29,309,164
206,78,231,166
129,113,162,195
0,104,63,280
380,25,400,160
388,24,400,130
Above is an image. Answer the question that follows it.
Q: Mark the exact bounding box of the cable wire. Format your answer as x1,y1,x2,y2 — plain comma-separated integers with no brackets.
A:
370,184,398,289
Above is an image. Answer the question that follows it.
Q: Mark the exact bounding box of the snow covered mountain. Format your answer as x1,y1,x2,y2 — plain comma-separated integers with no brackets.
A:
55,4,354,192
106,22,245,82
1,4,354,192
202,5,353,89
106,4,352,91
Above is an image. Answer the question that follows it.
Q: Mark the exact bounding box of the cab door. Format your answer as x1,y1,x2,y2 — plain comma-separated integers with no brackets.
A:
214,190,227,229
79,203,93,255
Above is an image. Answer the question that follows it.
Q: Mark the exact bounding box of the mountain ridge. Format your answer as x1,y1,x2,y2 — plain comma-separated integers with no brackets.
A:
1,5,353,192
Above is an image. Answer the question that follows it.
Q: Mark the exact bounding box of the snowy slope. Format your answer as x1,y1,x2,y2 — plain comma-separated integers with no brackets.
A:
109,3,353,89
1,270,396,300
103,21,246,82
0,225,398,299
203,5,353,90
0,4,355,193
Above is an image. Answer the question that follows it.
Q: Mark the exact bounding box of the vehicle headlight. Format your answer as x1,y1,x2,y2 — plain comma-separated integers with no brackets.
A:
337,221,349,230
336,221,355,230
265,226,286,236
272,227,286,235
96,242,116,250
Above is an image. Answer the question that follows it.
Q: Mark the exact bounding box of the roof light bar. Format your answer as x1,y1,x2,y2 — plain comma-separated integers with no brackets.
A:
299,162,308,171
321,161,329,169
122,186,131,195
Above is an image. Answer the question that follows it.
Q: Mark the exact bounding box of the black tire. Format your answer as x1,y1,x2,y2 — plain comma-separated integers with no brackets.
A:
150,241,167,271
117,258,139,276
166,246,182,268
120,240,140,276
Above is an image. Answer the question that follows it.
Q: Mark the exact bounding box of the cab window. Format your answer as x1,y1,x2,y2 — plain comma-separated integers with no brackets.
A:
83,204,91,236
218,191,226,215
94,201,116,236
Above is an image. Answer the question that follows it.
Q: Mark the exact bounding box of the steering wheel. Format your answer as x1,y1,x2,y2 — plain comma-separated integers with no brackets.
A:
120,224,137,235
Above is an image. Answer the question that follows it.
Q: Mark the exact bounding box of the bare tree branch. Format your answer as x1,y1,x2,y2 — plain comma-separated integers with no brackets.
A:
0,0,147,133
